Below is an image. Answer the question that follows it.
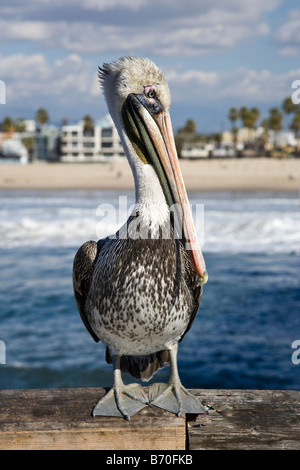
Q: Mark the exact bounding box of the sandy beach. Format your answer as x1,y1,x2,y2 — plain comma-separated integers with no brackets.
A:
0,158,300,192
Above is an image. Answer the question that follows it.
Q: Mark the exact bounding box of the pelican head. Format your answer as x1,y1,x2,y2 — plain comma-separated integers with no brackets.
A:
98,57,207,284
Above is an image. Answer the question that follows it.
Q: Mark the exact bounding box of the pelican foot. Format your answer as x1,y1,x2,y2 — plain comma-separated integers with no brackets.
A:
148,382,207,416
93,384,149,420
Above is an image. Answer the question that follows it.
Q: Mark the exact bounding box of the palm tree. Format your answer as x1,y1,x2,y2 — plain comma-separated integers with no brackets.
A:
250,108,260,154
22,136,35,162
282,96,297,130
239,107,260,148
240,107,260,129
175,118,197,156
250,108,260,129
268,107,283,148
177,118,197,140
1,116,15,133
282,96,297,115
228,108,240,156
15,118,26,133
83,115,94,136
36,108,49,130
183,119,196,135
290,111,300,156
269,108,283,132
240,107,252,144
240,106,250,128
260,118,270,155
228,107,240,127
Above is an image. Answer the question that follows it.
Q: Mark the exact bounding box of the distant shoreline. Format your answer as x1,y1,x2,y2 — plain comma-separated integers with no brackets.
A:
0,158,300,193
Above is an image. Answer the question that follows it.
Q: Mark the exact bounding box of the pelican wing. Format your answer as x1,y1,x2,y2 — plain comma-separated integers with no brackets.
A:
73,240,104,343
179,243,203,342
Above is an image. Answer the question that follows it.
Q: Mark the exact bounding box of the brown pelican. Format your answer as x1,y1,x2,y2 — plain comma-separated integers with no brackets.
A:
73,57,208,420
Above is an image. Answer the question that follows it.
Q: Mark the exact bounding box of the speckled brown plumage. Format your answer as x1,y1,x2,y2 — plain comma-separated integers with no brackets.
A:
73,218,202,381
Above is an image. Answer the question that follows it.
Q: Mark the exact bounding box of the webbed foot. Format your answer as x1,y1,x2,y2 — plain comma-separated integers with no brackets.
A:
93,383,149,420
149,382,207,416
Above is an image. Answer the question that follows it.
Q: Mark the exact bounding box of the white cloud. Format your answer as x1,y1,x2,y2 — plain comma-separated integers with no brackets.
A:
0,0,279,57
82,0,145,10
0,0,145,15
274,9,300,56
0,52,98,116
167,66,300,104
278,47,300,58
2,49,299,116
0,16,269,58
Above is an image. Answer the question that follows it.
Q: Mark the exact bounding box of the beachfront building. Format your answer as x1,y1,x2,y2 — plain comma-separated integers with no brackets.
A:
0,120,60,163
180,142,214,159
0,119,36,163
0,135,28,164
34,125,60,162
59,114,125,162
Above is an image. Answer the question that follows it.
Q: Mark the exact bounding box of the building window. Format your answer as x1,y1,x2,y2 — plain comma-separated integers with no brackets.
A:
72,131,78,136
83,129,94,137
83,142,94,148
102,142,113,148
102,128,113,138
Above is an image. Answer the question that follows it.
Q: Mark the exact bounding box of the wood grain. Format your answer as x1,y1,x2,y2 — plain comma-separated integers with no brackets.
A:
188,389,300,450
1,388,300,450
0,387,185,450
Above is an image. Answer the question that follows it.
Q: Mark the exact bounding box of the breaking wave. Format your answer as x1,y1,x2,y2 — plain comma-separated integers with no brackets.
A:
0,189,299,254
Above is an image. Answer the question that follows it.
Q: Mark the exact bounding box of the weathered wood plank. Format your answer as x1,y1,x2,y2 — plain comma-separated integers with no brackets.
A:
0,388,185,450
1,388,299,450
187,389,300,450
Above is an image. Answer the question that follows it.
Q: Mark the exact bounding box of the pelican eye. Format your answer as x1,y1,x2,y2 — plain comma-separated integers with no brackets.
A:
147,89,156,99
144,85,157,101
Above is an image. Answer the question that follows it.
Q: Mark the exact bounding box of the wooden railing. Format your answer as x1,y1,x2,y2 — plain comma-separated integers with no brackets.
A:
0,388,299,450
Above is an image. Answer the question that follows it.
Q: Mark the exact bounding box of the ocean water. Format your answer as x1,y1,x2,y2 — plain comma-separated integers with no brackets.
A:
0,188,300,392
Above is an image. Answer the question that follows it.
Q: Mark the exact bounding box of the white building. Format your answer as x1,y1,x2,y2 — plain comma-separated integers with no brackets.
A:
24,120,36,133
265,129,298,148
181,142,214,159
0,137,28,164
223,126,298,149
60,114,125,162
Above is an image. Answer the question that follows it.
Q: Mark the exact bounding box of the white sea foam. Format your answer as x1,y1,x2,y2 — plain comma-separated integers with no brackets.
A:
203,211,300,254
0,190,299,254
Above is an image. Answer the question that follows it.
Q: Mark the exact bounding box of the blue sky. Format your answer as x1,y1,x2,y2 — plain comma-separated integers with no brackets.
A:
0,0,300,133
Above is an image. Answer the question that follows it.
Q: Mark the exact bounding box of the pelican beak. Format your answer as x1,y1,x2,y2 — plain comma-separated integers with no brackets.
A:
122,94,208,284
